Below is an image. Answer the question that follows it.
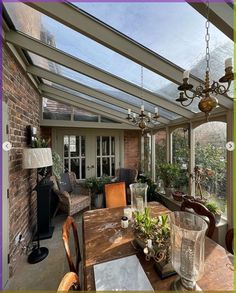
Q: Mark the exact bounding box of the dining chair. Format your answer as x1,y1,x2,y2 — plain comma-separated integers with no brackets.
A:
57,272,80,291
105,182,127,208
180,199,216,238
225,228,234,254
115,168,138,204
62,216,81,274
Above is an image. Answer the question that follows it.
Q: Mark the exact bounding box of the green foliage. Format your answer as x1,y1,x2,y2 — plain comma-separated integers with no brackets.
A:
85,176,112,194
172,128,189,168
32,137,50,148
205,201,221,215
133,207,170,245
138,176,157,201
195,142,226,213
156,163,180,188
52,151,63,179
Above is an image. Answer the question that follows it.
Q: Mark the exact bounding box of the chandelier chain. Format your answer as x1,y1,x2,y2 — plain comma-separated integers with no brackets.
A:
205,1,210,72
141,66,144,103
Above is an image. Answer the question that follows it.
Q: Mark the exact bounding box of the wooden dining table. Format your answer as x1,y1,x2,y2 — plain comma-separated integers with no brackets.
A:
82,202,233,291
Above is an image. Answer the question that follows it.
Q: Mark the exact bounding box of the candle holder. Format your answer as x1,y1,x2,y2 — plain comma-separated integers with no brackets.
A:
129,183,148,212
169,211,208,291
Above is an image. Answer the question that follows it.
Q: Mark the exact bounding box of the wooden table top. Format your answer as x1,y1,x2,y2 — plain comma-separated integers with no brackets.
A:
82,202,233,291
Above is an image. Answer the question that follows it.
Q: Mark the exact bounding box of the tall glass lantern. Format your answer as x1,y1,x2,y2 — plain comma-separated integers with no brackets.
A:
169,211,208,291
130,183,148,212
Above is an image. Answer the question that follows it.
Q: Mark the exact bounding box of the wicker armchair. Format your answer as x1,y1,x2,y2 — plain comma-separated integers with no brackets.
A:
50,172,91,216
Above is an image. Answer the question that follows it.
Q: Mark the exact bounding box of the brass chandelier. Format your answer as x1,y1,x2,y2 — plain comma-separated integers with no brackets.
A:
176,2,233,119
127,66,160,133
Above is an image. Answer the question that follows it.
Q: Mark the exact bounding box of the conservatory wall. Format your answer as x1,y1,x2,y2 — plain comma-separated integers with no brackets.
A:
153,111,233,227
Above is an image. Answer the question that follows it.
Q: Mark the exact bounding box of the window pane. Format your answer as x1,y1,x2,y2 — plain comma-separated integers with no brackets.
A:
194,122,227,217
81,136,85,157
81,158,86,179
97,158,101,177
71,158,80,179
74,108,98,122
69,136,79,156
172,127,189,192
102,157,110,176
64,159,69,172
97,137,100,156
111,157,115,176
64,136,69,157
172,128,189,168
102,137,110,156
111,137,115,155
155,129,167,169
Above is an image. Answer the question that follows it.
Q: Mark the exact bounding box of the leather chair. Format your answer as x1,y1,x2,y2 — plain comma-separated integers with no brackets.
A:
180,198,216,238
105,182,127,208
50,172,91,216
57,272,80,291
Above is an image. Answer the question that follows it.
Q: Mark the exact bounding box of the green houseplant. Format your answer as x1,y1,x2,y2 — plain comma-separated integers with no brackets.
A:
85,176,112,208
133,207,170,249
157,163,180,196
205,201,222,224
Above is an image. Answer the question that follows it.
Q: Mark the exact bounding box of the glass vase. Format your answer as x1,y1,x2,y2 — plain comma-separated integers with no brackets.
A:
129,183,148,212
169,211,208,291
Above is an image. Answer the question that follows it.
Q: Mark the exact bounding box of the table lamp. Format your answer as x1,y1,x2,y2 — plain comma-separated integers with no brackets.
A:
22,147,53,264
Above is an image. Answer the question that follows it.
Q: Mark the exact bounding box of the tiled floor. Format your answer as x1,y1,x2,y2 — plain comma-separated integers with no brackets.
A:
6,212,84,290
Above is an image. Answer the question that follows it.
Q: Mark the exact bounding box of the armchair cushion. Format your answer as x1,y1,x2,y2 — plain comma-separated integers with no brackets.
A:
58,173,73,193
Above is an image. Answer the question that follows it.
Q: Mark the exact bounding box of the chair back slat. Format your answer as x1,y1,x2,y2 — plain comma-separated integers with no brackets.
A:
62,216,81,274
181,199,216,238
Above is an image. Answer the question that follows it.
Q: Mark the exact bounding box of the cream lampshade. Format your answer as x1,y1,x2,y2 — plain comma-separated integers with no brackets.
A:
22,148,52,169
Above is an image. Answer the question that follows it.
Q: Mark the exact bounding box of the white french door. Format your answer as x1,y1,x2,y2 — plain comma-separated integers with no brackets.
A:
52,129,123,179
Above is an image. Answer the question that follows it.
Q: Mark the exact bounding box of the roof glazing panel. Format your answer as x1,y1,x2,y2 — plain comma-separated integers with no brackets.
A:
4,2,202,112
29,52,180,120
75,2,233,84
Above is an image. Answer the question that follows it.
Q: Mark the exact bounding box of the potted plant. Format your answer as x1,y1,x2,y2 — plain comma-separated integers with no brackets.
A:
205,201,222,224
133,207,170,251
85,176,111,208
157,163,180,197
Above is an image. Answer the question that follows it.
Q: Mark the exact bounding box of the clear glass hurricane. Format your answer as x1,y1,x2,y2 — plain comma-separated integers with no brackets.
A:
129,183,148,212
169,211,208,291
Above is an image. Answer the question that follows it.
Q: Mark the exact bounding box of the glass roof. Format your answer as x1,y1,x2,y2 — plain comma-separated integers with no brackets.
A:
4,1,233,121
75,2,233,81
29,52,180,120
5,2,201,114
42,79,128,115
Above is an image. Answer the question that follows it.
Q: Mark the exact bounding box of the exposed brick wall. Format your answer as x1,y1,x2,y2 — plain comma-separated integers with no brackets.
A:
2,42,41,276
124,130,141,170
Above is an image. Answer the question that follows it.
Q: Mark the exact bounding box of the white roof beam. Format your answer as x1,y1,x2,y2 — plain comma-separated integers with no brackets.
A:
25,2,233,110
188,1,233,41
27,65,169,125
6,30,195,118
